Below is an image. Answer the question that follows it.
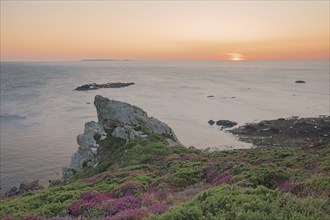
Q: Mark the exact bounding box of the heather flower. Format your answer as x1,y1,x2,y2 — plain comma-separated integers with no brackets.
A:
204,167,218,183
103,208,147,220
306,162,320,171
68,200,84,217
68,192,112,217
141,193,153,207
149,204,168,214
23,216,43,220
278,181,305,196
278,181,294,191
155,189,170,201
107,196,143,216
48,217,72,220
89,192,112,203
2,216,15,220
111,182,144,198
149,178,170,191
215,173,233,185
81,191,93,201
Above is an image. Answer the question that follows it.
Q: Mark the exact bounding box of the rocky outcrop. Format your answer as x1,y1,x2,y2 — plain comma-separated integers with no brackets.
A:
216,120,238,129
68,121,107,172
74,82,134,91
94,95,179,142
5,180,44,197
208,119,237,128
230,116,330,148
64,95,180,179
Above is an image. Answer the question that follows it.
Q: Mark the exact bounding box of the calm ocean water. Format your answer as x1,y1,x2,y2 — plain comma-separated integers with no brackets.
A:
0,60,329,193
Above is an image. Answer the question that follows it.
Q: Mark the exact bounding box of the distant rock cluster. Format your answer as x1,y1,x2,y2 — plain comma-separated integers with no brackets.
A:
74,82,134,91
208,119,238,129
230,116,330,148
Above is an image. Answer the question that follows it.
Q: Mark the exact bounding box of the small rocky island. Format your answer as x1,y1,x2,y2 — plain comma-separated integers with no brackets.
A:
74,82,134,91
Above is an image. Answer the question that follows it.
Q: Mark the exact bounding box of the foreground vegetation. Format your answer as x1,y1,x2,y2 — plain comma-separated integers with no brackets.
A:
1,133,329,220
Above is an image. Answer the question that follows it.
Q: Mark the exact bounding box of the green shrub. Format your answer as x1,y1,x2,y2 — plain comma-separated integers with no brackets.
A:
249,166,288,189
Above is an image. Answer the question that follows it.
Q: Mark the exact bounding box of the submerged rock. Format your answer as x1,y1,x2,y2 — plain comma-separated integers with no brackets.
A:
208,120,215,125
216,120,238,128
74,82,134,91
65,95,180,179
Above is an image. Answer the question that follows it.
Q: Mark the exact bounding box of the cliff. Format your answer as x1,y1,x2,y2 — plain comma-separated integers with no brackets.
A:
64,95,179,179
1,96,329,220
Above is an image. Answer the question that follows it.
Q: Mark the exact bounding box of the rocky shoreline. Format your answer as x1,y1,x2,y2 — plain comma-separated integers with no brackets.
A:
3,97,329,197
230,116,330,148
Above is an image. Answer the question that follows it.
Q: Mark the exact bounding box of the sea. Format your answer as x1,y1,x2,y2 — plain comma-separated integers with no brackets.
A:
0,60,329,194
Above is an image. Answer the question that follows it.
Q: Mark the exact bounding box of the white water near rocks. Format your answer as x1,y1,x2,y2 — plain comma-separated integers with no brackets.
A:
0,60,329,193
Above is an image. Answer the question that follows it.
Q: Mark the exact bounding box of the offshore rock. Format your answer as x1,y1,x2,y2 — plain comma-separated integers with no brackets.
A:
65,95,180,179
74,82,134,91
216,120,238,129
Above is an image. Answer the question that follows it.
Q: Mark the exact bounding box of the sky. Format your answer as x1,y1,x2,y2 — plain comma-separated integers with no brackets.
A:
1,1,329,61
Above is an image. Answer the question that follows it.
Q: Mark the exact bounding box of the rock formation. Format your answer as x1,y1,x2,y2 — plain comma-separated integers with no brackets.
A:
74,82,134,91
216,120,238,128
64,95,180,179
5,180,44,197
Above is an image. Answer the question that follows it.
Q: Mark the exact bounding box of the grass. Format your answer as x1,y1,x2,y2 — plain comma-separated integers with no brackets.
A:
1,133,329,220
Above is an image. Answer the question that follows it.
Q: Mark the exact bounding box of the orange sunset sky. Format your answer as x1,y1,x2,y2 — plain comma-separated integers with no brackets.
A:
0,1,329,61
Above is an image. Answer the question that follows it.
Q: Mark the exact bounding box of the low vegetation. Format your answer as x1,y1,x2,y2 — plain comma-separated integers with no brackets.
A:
1,133,329,219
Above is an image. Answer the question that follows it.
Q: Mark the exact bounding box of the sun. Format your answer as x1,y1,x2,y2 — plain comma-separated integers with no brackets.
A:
228,53,243,61
231,57,242,61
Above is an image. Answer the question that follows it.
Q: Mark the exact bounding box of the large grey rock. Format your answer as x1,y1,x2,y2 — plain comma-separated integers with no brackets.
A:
77,121,107,154
112,125,148,140
94,95,179,143
94,95,144,129
69,121,106,171
112,126,129,139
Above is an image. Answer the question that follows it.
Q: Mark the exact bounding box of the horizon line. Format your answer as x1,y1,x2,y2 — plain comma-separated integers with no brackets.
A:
1,59,329,63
